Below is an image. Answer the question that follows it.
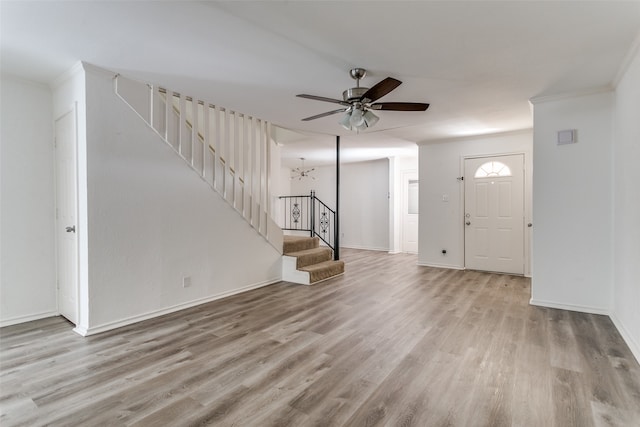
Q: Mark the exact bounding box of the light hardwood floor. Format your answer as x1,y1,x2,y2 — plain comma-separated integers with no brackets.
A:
1,249,639,426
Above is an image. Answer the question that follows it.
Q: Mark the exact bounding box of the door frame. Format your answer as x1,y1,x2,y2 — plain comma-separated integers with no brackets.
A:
400,169,419,253
459,151,531,276
54,103,80,325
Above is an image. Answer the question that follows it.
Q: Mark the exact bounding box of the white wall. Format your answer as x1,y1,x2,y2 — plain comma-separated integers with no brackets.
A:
531,91,613,313
0,75,57,325
418,131,533,272
341,159,389,251
612,46,640,360
81,66,281,334
289,158,390,251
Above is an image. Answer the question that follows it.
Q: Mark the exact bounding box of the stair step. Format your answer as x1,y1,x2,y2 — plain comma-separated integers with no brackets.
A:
286,247,333,269
283,235,319,254
300,260,345,284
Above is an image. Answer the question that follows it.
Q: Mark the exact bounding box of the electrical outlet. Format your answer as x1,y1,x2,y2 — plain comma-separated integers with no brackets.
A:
182,276,191,288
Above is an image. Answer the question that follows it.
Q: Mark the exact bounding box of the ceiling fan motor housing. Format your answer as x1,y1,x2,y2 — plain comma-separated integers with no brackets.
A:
343,87,369,102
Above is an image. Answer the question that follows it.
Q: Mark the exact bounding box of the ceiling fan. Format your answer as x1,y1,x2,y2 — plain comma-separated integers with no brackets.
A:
297,68,429,132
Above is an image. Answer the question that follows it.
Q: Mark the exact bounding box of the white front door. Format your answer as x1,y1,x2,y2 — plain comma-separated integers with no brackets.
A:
402,173,419,253
464,154,524,274
55,108,78,324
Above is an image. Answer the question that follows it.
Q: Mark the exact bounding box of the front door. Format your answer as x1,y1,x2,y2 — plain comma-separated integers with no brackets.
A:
464,154,524,274
55,108,78,324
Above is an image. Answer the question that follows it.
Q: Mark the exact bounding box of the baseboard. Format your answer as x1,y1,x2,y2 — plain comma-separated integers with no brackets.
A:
0,310,59,328
530,299,640,364
77,277,282,336
341,244,390,252
529,298,610,316
416,262,465,270
609,313,640,365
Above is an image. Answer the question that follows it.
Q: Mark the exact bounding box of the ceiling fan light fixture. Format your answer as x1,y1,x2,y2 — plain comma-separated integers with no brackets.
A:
349,108,365,128
339,112,353,130
363,110,379,127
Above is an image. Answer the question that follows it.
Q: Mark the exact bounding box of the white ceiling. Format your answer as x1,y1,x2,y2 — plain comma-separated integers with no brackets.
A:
2,1,639,167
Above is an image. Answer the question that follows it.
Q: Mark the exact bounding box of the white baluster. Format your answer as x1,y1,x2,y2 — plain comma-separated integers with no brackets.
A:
203,103,211,182
179,94,187,158
191,98,198,169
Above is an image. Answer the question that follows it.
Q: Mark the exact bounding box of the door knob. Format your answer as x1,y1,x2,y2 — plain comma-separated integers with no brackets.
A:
528,223,533,227
65,226,76,233
465,221,471,226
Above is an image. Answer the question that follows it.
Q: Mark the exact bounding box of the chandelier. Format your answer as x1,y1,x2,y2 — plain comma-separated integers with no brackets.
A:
290,158,315,180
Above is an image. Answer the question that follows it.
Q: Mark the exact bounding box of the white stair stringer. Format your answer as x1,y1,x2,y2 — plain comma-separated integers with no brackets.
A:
282,255,311,285
114,74,283,253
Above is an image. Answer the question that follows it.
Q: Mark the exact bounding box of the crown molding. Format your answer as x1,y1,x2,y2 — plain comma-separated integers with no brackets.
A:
50,61,84,90
417,128,533,146
529,85,613,105
81,61,118,79
613,30,640,88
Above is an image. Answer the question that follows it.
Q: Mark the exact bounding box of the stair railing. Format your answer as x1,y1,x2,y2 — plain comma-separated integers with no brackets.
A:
279,191,338,260
113,74,283,252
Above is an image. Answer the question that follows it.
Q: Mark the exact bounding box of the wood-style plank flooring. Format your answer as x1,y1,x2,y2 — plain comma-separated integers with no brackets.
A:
2,249,639,426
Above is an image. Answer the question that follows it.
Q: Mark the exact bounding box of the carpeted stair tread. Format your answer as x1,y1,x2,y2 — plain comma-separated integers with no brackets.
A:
285,247,333,268
300,260,345,283
283,235,319,254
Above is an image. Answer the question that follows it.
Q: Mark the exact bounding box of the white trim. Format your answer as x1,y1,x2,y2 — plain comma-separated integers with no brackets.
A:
341,244,389,252
529,85,612,105
50,61,84,90
612,30,640,88
417,262,465,270
80,62,118,79
529,298,610,316
282,255,310,285
417,128,532,146
73,277,281,336
0,311,59,328
610,313,640,365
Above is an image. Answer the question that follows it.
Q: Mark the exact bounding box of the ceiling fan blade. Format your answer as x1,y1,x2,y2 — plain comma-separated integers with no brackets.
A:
301,108,347,121
370,102,430,111
360,77,402,102
297,94,351,106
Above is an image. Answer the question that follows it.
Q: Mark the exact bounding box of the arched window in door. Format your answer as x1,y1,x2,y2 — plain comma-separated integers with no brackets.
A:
474,161,512,178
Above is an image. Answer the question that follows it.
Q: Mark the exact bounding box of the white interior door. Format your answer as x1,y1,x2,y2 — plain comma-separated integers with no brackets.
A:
402,173,419,253
464,154,524,274
55,108,78,324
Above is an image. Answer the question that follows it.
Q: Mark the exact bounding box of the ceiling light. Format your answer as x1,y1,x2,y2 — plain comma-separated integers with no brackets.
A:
349,108,365,128
339,107,377,132
363,110,379,127
290,157,315,180
339,112,352,130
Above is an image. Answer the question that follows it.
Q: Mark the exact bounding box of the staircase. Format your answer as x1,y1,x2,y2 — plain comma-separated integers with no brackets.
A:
114,74,282,252
114,73,344,286
282,235,344,285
